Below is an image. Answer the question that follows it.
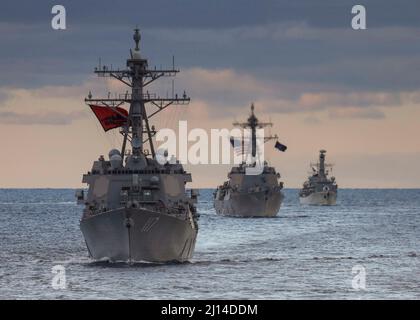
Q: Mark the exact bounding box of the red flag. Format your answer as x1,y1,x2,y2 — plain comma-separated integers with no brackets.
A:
89,105,128,132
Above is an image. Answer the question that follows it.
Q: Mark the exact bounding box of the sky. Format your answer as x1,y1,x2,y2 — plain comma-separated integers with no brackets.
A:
1,0,420,188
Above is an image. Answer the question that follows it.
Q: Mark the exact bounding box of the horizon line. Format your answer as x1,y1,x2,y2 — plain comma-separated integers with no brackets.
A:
1,187,420,190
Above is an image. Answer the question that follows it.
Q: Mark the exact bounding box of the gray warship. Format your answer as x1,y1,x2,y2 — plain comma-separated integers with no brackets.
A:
299,150,337,205
75,29,199,263
213,104,287,217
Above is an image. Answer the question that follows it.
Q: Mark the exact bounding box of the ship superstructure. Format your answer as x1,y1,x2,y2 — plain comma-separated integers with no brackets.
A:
299,150,337,205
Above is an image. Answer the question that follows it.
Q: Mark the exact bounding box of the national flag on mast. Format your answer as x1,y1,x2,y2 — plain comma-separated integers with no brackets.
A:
89,105,128,132
230,137,251,156
274,141,287,152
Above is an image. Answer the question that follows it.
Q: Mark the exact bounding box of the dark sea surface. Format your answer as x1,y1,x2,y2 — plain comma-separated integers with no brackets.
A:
0,188,419,299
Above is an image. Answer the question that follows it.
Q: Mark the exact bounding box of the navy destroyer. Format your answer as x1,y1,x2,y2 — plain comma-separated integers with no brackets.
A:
213,104,287,217
299,150,337,205
75,29,199,263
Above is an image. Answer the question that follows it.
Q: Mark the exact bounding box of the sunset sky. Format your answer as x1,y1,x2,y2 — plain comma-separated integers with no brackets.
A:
1,0,420,188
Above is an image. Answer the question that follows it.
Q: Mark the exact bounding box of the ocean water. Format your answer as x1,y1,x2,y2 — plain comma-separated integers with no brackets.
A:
0,188,419,299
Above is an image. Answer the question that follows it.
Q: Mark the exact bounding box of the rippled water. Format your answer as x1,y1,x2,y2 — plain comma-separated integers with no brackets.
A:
0,188,419,299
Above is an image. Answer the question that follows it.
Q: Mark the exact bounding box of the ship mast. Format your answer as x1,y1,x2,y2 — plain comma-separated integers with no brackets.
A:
85,28,190,161
310,150,333,177
233,104,278,158
319,150,326,175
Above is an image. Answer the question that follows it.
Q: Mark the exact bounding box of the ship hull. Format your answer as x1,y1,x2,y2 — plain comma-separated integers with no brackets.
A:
299,191,337,206
80,207,197,263
214,191,283,217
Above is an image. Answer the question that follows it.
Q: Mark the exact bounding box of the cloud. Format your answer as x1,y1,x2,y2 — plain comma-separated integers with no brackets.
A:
303,116,322,125
3,1,420,29
2,64,419,124
296,92,404,108
328,107,385,120
0,110,85,125
177,68,272,108
0,79,106,125
0,89,10,103
178,67,420,118
2,11,420,93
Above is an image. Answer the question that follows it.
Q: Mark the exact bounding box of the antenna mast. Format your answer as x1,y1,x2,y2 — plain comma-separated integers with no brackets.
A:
233,103,277,158
85,28,190,161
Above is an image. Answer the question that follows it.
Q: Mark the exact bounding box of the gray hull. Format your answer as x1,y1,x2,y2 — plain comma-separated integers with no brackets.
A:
214,191,283,217
299,191,337,206
80,208,197,263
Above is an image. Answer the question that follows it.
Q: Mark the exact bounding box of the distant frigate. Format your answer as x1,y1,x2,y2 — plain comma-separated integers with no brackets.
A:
299,150,337,205
75,29,199,263
213,104,287,217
